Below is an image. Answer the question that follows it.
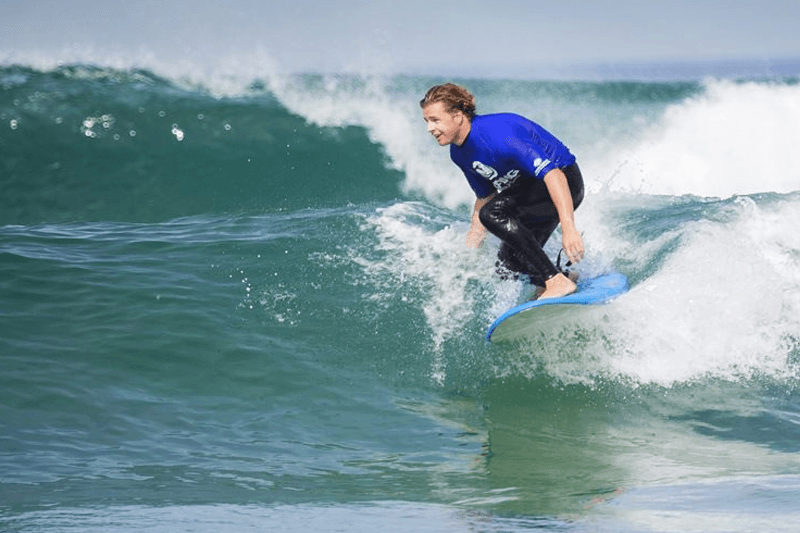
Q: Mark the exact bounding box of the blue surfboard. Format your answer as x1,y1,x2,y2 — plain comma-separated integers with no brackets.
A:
486,272,629,343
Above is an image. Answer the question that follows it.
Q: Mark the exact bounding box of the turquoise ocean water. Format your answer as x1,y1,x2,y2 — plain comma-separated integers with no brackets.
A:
2,62,800,532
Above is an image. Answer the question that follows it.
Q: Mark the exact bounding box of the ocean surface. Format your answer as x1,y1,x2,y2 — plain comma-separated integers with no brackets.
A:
2,62,800,532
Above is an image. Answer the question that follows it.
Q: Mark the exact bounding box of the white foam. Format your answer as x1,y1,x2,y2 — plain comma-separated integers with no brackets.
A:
596,79,800,198
495,194,800,387
596,196,799,386
363,203,495,337
357,202,498,382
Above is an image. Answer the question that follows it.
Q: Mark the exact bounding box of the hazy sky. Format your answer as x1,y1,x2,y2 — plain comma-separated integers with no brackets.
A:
2,0,800,79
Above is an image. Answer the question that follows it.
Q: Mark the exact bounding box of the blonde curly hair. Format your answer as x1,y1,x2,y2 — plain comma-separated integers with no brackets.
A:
419,83,476,121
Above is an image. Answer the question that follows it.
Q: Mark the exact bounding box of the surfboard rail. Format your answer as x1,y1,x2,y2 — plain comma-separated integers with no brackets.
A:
486,272,629,342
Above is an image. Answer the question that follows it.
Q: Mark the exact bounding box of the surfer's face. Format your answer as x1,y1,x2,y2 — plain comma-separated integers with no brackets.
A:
422,101,469,146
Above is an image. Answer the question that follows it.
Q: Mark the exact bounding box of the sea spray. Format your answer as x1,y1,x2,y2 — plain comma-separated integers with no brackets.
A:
600,79,800,197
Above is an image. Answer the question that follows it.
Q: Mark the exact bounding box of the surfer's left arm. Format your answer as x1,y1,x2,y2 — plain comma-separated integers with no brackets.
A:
543,168,584,264
466,195,493,248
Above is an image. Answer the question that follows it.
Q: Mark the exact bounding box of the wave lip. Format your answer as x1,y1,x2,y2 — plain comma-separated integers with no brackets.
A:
599,79,800,198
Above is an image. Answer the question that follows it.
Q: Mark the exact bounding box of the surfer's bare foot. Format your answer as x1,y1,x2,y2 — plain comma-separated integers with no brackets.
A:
537,273,577,300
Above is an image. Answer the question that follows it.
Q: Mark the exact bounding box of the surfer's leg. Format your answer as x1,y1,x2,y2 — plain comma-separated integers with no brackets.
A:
481,164,585,296
514,164,585,298
495,218,578,301
479,193,561,286
494,243,527,281
495,225,556,285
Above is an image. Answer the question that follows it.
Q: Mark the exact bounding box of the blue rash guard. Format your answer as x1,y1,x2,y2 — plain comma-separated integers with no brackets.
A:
449,113,576,198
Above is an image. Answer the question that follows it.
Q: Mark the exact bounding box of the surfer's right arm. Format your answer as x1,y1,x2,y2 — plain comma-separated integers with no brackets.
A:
466,195,494,248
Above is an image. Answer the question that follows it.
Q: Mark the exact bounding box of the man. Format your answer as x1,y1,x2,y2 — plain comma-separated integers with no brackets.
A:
420,83,584,300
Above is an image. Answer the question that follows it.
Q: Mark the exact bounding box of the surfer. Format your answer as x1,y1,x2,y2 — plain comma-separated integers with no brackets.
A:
420,83,585,300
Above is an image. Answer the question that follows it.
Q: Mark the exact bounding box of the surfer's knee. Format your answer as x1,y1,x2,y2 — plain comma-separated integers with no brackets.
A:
478,198,512,233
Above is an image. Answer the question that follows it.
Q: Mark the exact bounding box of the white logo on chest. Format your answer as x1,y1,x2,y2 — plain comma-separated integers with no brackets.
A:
472,161,520,191
472,161,497,179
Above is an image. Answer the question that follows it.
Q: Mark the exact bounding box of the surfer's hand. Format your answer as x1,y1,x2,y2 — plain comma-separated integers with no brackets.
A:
562,227,584,264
